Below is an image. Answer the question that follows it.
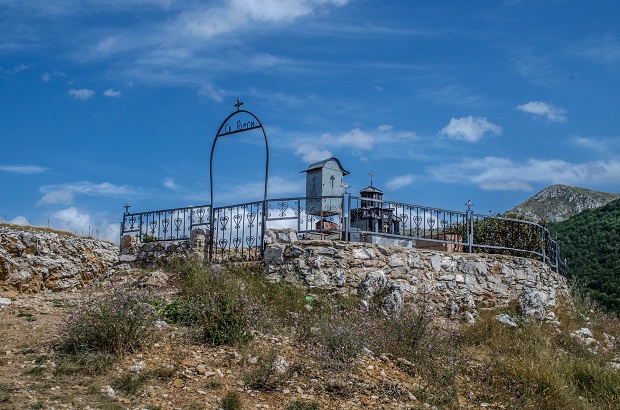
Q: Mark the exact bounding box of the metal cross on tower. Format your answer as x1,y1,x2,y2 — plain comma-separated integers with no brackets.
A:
234,99,244,111
368,171,375,187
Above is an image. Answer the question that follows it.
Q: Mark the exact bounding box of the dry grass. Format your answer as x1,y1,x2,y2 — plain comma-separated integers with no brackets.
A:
4,260,617,409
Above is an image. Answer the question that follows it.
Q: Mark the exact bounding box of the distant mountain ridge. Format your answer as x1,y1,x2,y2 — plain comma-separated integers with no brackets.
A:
507,184,620,222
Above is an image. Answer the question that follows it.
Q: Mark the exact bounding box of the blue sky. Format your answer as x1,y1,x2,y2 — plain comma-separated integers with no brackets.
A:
1,0,619,242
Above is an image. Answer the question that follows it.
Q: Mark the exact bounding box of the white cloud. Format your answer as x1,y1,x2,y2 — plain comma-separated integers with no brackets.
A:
38,182,137,205
386,174,415,190
50,206,120,243
439,116,502,143
163,178,177,189
68,88,95,100
320,128,376,150
213,176,304,204
0,164,48,174
9,216,30,226
52,207,92,231
295,144,333,163
429,156,620,191
178,0,350,39
103,88,122,97
295,125,417,163
517,101,567,123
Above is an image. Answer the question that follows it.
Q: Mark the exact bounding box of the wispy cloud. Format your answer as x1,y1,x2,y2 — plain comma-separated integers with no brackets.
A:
517,101,567,123
38,181,138,205
572,136,620,157
198,83,228,102
418,84,485,108
294,124,418,163
41,70,66,82
68,88,95,100
573,34,620,66
213,175,304,204
176,0,351,40
510,48,564,87
439,116,502,143
429,156,620,191
103,88,122,97
1,64,28,75
386,174,415,190
163,177,177,189
0,164,48,174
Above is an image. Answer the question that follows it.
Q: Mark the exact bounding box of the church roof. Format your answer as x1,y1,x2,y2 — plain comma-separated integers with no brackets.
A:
360,185,383,194
301,157,350,175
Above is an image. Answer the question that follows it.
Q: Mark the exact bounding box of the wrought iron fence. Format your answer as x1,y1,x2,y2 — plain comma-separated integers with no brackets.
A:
345,196,566,276
120,195,566,276
121,205,211,242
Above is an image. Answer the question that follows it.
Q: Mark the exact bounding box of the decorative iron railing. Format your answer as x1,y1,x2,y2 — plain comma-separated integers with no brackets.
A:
121,205,211,242
120,195,566,276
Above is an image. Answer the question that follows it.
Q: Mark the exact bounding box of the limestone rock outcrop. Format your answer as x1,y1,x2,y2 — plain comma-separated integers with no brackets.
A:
0,225,118,293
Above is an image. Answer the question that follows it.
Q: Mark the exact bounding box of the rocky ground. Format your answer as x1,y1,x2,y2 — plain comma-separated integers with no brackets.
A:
0,269,464,410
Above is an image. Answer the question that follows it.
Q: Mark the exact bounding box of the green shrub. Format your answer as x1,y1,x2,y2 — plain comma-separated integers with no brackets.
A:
111,371,153,395
243,348,288,391
285,401,320,410
221,390,243,410
299,303,368,372
180,290,255,346
56,287,160,356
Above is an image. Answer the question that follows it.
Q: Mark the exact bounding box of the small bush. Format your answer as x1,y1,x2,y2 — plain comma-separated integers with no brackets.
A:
166,256,215,295
301,303,368,372
111,371,153,395
183,291,256,346
0,383,11,403
243,348,288,390
54,351,115,376
285,401,320,410
221,390,243,410
56,287,160,356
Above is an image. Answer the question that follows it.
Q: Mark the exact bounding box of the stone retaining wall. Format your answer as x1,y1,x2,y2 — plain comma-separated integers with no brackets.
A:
263,229,569,318
0,225,119,293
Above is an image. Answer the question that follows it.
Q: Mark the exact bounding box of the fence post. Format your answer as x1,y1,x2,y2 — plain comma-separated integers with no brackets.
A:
541,227,546,264
297,199,301,232
466,200,473,253
208,207,214,262
343,194,349,241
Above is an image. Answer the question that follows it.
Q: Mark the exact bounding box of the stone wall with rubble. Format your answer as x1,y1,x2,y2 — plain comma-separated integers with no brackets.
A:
264,229,569,319
0,225,119,293
118,228,207,265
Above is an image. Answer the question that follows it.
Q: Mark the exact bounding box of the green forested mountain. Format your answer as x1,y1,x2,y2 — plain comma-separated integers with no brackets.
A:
549,198,620,312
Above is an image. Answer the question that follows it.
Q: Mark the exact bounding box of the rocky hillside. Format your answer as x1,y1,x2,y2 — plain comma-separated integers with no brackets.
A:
0,224,118,293
507,184,620,222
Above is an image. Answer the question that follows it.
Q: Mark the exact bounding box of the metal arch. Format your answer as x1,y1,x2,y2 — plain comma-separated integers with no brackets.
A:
209,103,270,261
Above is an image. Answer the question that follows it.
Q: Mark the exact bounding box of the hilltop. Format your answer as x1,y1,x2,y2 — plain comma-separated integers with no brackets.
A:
0,225,619,409
507,184,620,222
